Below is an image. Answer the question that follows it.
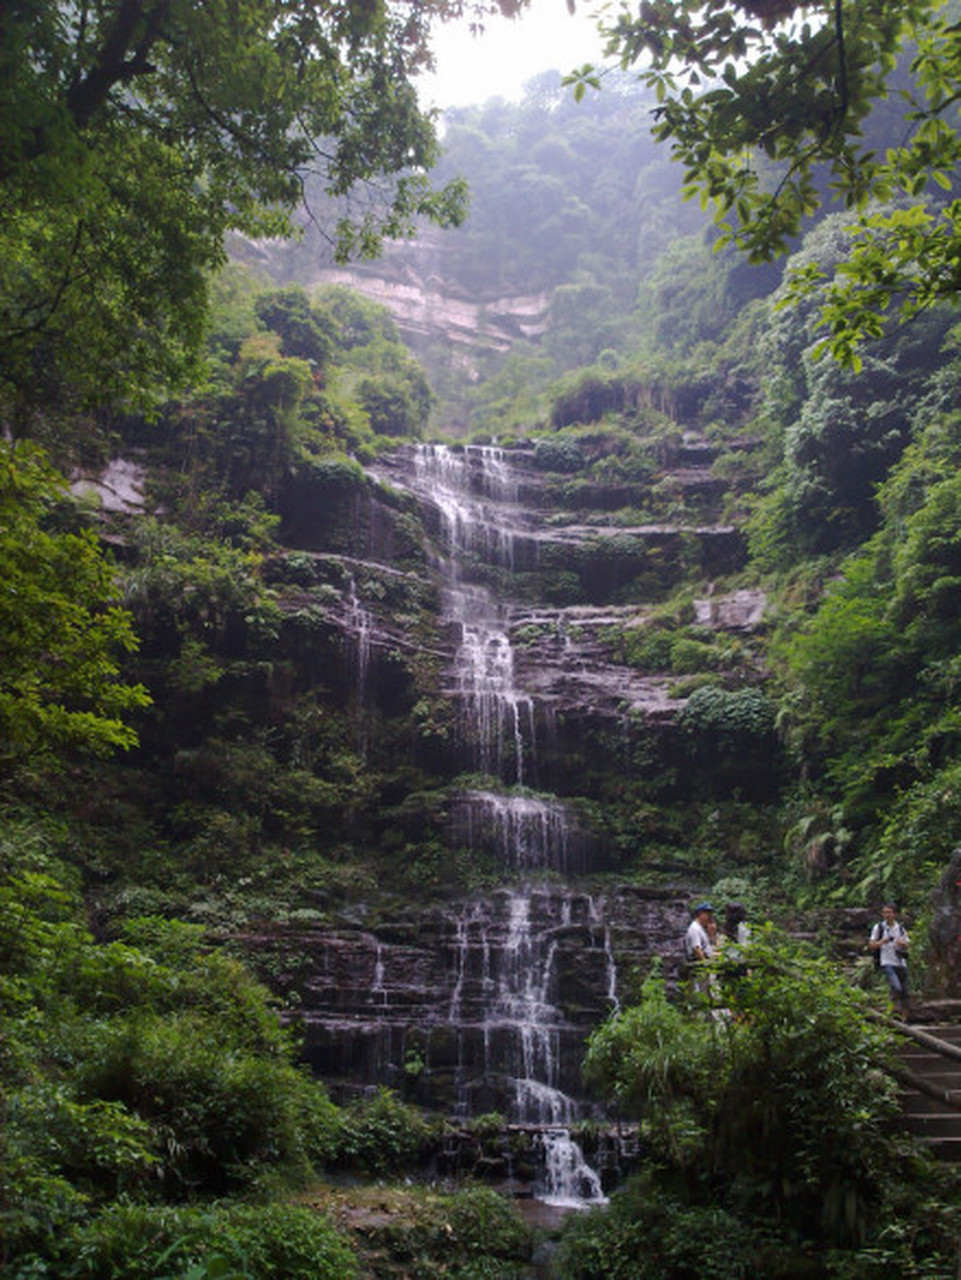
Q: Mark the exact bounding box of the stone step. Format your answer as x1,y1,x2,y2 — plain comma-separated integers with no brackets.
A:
901,1091,961,1115
899,1051,961,1073
899,1073,961,1096
919,1136,961,1162
901,1113,961,1139
920,1024,961,1045
895,1018,961,1161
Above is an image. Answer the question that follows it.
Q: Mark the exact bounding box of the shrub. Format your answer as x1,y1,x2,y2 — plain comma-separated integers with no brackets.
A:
678,685,775,742
75,1012,326,1193
555,1176,755,1280
7,1085,158,1201
331,1087,434,1176
584,939,904,1249
669,636,720,674
533,435,584,473
444,1185,530,1263
59,1201,358,1279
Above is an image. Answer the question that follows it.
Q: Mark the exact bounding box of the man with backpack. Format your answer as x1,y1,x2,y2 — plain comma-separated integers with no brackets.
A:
869,902,910,1020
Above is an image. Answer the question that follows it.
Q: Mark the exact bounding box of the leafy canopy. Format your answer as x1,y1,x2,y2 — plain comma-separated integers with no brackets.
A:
580,0,961,365
0,0,526,411
584,937,902,1248
0,443,150,765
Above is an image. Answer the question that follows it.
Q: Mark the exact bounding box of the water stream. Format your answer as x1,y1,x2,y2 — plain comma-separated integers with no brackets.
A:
402,443,608,1205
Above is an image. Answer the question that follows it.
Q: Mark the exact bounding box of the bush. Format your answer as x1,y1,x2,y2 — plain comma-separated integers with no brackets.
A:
534,435,584,473
59,1201,358,1279
331,1087,434,1176
669,636,720,674
583,939,904,1249
678,685,774,742
75,1012,328,1193
555,1176,756,1280
444,1185,531,1264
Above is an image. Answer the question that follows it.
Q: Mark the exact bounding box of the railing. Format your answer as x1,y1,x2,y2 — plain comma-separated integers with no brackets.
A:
870,1012,961,1112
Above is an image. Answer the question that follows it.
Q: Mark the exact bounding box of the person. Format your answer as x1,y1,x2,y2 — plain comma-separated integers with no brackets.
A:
718,901,751,1006
869,902,910,1019
706,916,719,954
724,901,750,950
684,902,716,964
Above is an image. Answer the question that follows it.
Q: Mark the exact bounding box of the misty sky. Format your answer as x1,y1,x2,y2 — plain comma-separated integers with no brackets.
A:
419,0,607,109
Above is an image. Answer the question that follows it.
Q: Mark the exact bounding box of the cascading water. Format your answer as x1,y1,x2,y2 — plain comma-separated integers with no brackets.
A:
449,789,588,875
345,574,373,753
399,443,608,1205
538,1129,607,1206
453,584,534,784
408,445,537,783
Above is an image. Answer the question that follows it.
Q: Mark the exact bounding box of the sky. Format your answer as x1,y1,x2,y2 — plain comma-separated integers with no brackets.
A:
418,0,609,110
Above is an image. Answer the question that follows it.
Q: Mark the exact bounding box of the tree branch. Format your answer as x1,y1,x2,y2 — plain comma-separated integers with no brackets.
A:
66,0,170,130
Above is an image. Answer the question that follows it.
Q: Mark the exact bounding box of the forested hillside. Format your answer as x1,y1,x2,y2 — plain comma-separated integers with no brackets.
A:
4,2,961,1276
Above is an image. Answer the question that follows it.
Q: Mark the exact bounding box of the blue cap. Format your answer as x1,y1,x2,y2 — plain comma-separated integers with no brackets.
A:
694,901,714,914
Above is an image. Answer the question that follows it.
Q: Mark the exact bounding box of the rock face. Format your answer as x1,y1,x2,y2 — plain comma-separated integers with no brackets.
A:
71,432,770,1164
309,264,550,354
929,851,961,997
71,457,148,513
243,436,773,1135
249,884,689,1118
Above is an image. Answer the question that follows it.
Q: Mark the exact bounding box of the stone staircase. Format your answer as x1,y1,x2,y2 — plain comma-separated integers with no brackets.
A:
894,1014,961,1161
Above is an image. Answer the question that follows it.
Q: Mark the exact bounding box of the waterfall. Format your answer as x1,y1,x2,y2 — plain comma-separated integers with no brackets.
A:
537,1129,607,1207
495,892,570,1125
450,789,586,875
590,895,620,1014
375,443,608,1202
452,585,534,784
346,575,372,695
345,574,373,753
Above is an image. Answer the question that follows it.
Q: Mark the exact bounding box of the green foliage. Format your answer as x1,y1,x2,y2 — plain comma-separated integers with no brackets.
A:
779,554,906,743
678,687,777,797
555,1175,756,1280
171,274,435,498
59,1201,357,1280
595,0,961,363
746,220,955,563
0,865,348,1268
534,435,585,473
331,1087,434,1177
122,517,268,650
255,287,336,369
443,1185,531,1269
312,286,433,439
584,938,918,1252
0,0,476,411
857,760,961,909
319,1183,530,1279
551,371,626,428
0,443,150,767
767,403,961,877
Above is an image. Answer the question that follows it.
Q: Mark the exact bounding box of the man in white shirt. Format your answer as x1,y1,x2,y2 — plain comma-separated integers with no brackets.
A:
869,902,910,1019
685,901,716,964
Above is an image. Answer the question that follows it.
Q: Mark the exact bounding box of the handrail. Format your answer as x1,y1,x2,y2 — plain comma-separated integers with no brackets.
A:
889,1063,961,1113
869,1012,961,1065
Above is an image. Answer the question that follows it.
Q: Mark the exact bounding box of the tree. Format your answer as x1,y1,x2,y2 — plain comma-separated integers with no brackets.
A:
581,0,961,365
0,443,151,765
584,941,909,1251
0,0,527,413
